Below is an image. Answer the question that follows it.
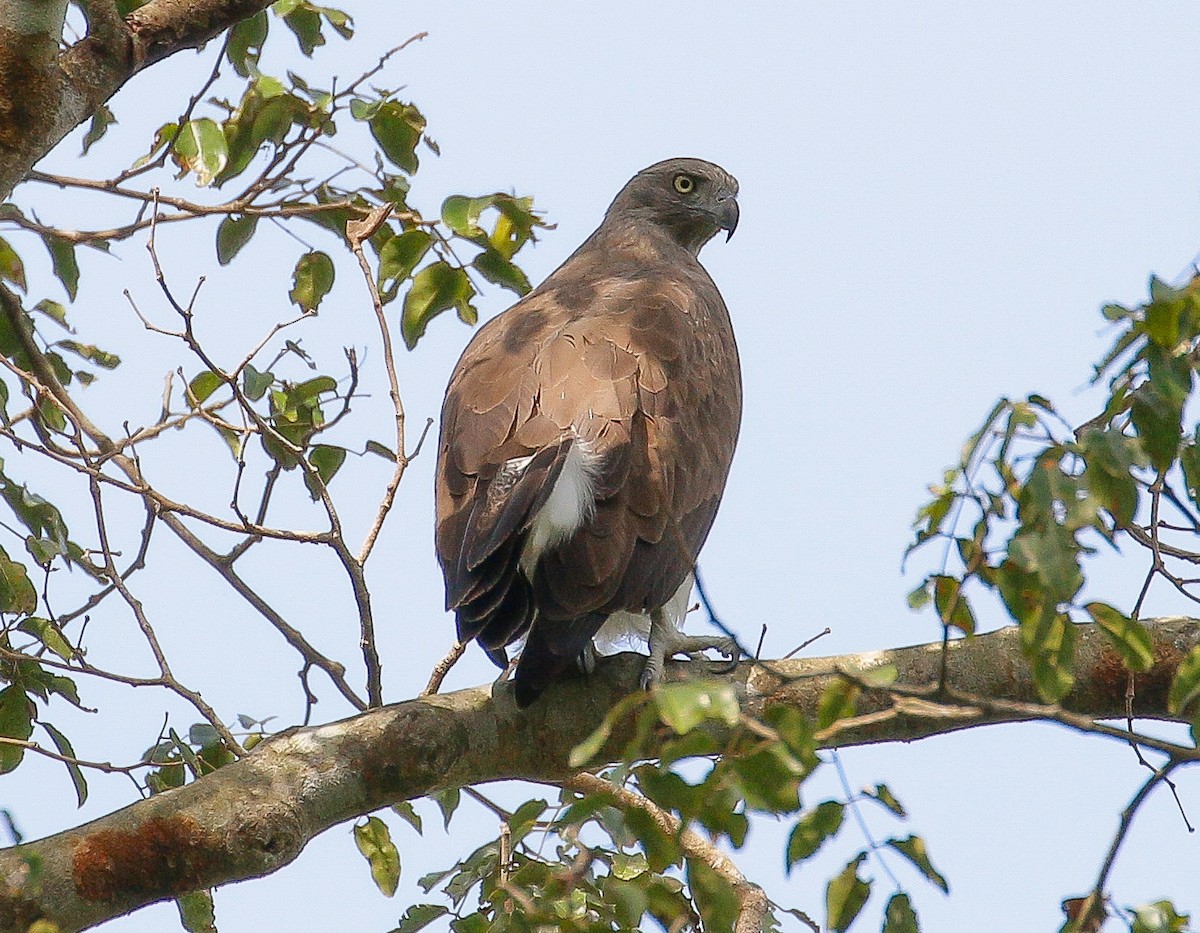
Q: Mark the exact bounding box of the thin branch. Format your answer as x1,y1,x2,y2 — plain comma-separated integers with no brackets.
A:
421,640,467,697
85,469,243,756
348,204,411,567
0,735,158,776
1073,757,1185,925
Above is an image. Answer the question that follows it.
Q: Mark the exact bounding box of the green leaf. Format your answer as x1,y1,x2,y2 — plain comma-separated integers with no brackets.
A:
172,118,230,186
1085,602,1153,673
1168,645,1200,717
378,230,433,290
0,237,26,291
0,687,34,773
349,98,380,120
441,195,487,240
862,783,907,818
401,261,476,349
176,889,216,933
18,617,73,661
472,249,531,296
81,104,116,155
687,856,740,933
1079,428,1142,526
786,801,844,869
365,440,396,461
1129,900,1190,933
0,549,36,615
32,299,69,330
905,578,932,611
131,121,177,169
886,834,949,893
854,663,898,689
289,251,335,313
281,3,324,55
507,798,547,844
390,801,422,835
216,215,259,265
290,375,337,401
226,11,268,77
1182,441,1200,511
1143,295,1184,348
430,786,460,830
569,717,614,768
186,724,219,750
653,680,740,734
42,236,79,301
40,721,87,806
826,853,870,933
1023,612,1077,703
882,893,920,933
304,445,346,499
391,904,449,933
354,816,400,897
816,677,859,731
1007,524,1084,605
624,806,681,872
56,340,120,370
931,574,976,635
188,371,224,406
242,364,273,401
370,101,427,174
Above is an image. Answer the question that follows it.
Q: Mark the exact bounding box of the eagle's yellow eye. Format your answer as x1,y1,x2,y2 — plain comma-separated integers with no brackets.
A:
673,174,695,194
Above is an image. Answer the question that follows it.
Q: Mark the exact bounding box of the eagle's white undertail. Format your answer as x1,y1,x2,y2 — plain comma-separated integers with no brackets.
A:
512,438,688,650
517,439,603,576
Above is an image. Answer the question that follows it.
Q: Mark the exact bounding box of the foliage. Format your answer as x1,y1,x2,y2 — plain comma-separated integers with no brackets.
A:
0,2,1197,931
0,1,549,804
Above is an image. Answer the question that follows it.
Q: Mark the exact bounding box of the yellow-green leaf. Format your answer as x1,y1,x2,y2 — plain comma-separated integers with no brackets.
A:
354,816,400,897
887,834,949,893
172,118,229,186
826,854,870,933
401,261,475,349
1086,601,1153,673
289,251,335,313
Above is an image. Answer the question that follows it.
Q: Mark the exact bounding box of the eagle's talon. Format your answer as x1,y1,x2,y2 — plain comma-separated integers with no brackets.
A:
640,658,664,690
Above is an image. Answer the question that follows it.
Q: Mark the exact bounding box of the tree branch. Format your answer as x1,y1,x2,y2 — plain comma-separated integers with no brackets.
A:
0,0,273,200
2,617,1198,933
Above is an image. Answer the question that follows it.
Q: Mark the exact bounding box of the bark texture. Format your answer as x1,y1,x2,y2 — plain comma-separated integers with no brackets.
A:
1,617,1197,932
0,0,273,200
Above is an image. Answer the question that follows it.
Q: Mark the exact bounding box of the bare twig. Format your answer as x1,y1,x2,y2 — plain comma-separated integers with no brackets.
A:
421,640,467,697
347,204,412,567
782,627,831,660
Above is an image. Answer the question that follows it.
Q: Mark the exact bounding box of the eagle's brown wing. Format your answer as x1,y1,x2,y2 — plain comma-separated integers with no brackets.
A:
435,260,741,700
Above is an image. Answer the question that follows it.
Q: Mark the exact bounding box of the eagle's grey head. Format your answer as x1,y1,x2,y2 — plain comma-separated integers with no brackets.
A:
605,157,740,255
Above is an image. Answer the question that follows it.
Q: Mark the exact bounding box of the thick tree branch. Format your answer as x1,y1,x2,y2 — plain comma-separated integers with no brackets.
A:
0,0,273,200
1,617,1198,932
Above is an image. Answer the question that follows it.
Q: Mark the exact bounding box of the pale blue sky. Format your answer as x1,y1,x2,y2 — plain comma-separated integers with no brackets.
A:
9,3,1200,930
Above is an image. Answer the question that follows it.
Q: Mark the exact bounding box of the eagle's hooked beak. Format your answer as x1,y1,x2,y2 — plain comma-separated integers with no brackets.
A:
716,195,739,241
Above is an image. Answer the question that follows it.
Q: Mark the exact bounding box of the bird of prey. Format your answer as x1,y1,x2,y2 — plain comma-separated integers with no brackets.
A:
435,157,742,707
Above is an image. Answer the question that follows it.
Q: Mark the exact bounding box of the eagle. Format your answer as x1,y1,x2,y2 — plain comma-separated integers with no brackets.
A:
435,157,742,707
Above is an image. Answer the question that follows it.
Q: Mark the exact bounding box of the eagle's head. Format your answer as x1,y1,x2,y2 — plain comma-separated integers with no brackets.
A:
606,157,740,255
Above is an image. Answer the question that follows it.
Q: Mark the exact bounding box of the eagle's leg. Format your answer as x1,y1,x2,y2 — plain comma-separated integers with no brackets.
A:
494,653,519,685
641,608,741,690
